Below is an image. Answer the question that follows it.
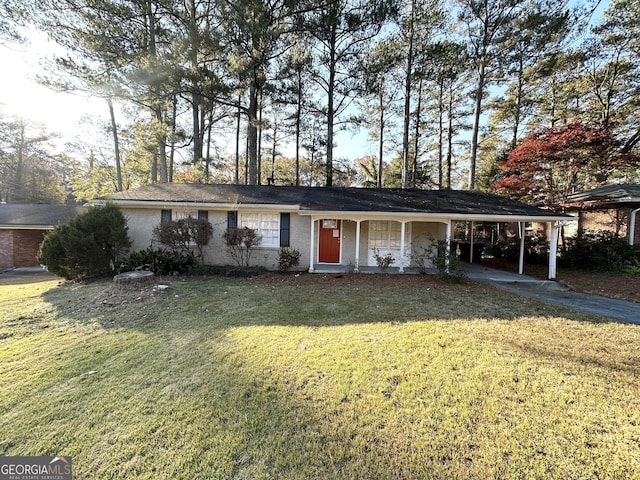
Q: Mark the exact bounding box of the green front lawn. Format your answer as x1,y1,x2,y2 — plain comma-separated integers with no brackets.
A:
1,273,639,479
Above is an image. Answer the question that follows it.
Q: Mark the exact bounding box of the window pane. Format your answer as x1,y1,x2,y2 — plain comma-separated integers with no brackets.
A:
260,214,279,246
240,213,259,230
323,219,337,229
238,213,279,247
389,222,401,248
370,221,389,249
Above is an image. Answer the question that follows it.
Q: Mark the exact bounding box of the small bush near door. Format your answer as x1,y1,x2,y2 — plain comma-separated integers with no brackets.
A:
278,247,301,272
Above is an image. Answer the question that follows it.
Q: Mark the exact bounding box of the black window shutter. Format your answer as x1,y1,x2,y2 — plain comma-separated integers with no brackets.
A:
227,211,237,229
280,213,290,247
161,209,172,223
198,210,209,221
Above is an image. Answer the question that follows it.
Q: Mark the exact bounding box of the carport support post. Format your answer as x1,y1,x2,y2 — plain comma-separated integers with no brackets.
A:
630,208,640,246
518,222,525,275
354,220,361,272
445,220,452,273
308,218,315,273
549,222,559,280
469,221,475,264
399,221,406,273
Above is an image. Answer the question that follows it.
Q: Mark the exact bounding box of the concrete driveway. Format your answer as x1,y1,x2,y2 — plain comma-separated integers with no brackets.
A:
464,264,640,325
0,266,51,279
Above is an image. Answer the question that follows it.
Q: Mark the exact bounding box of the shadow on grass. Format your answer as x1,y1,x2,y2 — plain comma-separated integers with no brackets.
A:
4,273,637,478
36,271,616,330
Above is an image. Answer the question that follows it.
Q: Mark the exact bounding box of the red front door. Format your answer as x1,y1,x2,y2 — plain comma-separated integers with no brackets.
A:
319,219,341,263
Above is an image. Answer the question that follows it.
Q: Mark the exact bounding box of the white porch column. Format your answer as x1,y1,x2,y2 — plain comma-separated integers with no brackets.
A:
469,221,475,264
630,208,640,246
308,218,315,273
518,222,525,275
354,220,361,272
549,222,559,280
445,220,452,273
399,220,406,273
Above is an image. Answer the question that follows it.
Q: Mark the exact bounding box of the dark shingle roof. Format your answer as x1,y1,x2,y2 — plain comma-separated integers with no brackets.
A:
564,184,640,206
101,184,567,219
0,204,84,228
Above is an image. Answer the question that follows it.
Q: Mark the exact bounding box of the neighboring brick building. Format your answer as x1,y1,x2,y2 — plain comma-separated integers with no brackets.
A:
0,204,84,269
560,184,640,245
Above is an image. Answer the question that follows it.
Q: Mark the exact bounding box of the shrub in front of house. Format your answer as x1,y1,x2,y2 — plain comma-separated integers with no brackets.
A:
560,231,640,271
373,249,396,272
152,217,213,266
223,227,261,267
278,247,301,272
124,247,194,276
38,203,131,280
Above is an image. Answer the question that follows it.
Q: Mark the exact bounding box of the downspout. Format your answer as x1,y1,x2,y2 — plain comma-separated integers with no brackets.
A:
629,208,640,246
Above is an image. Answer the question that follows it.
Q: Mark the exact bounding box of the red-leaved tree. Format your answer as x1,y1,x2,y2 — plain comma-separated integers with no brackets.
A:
492,122,640,206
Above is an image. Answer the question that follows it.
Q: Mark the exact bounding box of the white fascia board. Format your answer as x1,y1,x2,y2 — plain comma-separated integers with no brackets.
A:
90,199,574,222
90,199,299,212
0,225,54,230
299,210,574,223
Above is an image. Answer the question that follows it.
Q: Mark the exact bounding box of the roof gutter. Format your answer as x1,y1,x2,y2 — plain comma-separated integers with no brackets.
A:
91,199,574,223
299,210,575,223
89,199,300,212
0,225,57,230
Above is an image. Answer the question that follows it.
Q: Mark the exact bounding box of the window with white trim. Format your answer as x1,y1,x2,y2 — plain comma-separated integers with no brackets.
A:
239,212,280,247
368,221,411,249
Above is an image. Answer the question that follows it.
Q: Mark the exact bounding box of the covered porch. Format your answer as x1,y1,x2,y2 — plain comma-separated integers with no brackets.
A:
304,213,573,280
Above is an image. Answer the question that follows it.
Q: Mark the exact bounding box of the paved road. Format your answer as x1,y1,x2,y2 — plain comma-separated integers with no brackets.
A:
464,264,640,325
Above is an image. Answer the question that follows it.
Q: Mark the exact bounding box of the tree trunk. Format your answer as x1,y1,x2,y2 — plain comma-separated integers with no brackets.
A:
438,78,444,189
511,56,524,151
146,0,168,183
247,82,258,185
469,58,486,190
188,0,204,166
401,0,415,189
205,112,212,183
235,94,241,184
155,107,168,183
326,37,336,187
295,69,302,186
107,98,123,191
169,96,177,183
258,88,263,185
412,78,423,188
446,83,454,189
377,89,384,188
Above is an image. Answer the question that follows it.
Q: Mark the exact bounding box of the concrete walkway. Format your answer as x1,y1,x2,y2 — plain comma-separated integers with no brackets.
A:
464,264,640,325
